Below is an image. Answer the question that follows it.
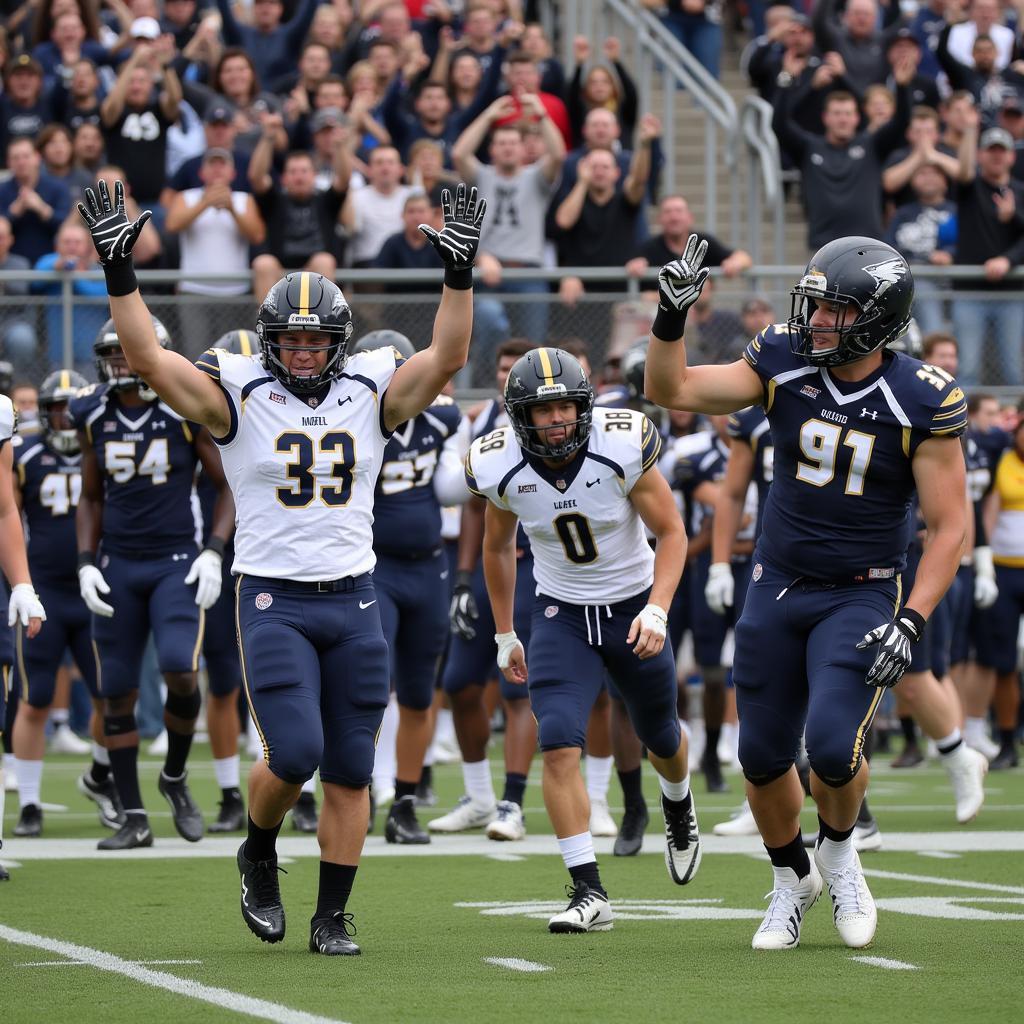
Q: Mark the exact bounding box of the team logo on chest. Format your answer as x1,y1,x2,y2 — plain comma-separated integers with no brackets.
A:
255,593,273,610
800,384,821,399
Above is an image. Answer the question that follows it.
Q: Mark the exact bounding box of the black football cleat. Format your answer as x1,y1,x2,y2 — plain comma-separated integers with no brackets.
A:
613,802,649,856
208,791,246,834
78,770,125,830
384,795,430,844
98,815,154,850
158,771,204,842
237,843,286,943
310,912,360,956
14,803,42,837
291,792,319,833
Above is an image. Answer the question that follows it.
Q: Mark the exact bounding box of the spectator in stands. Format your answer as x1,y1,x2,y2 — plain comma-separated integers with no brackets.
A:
811,0,901,95
936,18,1024,125
354,1,415,63
643,0,724,80
941,90,978,153
886,163,957,335
408,138,457,195
165,149,266,352
885,28,940,110
32,9,108,90
521,22,565,98
342,145,413,268
996,94,1024,178
366,38,404,95
306,108,352,192
249,110,351,301
161,0,204,52
215,0,318,87
863,84,896,133
0,136,70,264
625,194,751,279
100,41,181,209
908,0,948,78
686,277,746,364
952,117,1024,385
0,54,54,158
740,296,776,339
554,115,660,307
567,35,638,148
747,11,820,109
307,4,357,76
883,106,960,209
0,215,36,370
946,0,1015,71
55,56,103,132
72,120,104,177
30,219,107,372
372,191,443,291
94,163,162,268
163,102,252,205
495,51,572,147
451,3,503,77
277,42,334,117
36,123,92,203
773,51,915,251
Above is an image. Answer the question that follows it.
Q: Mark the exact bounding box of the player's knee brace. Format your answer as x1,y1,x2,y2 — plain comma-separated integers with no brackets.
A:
164,687,202,725
104,713,137,740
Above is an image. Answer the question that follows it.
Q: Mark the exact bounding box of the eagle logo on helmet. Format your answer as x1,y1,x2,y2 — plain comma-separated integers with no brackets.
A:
864,257,907,302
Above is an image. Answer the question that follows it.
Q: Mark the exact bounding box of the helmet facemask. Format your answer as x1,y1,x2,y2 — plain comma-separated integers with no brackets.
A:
41,398,79,453
257,324,353,393
508,388,594,460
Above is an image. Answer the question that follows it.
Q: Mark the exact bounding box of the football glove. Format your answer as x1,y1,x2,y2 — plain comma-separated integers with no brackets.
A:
78,179,151,265
856,608,924,688
657,233,711,314
419,182,487,272
185,548,223,610
704,562,734,616
972,546,999,609
449,570,479,639
8,583,46,628
78,564,114,618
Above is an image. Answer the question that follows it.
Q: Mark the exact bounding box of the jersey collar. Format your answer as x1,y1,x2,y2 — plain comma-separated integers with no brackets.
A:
523,442,589,493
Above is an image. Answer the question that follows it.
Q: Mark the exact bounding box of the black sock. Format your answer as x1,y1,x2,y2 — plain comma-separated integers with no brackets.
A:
419,764,432,788
617,766,644,809
938,735,963,755
704,726,721,760
502,771,527,807
999,728,1016,750
394,779,416,801
568,860,605,896
900,716,917,744
244,814,283,863
296,790,316,807
222,786,243,804
314,861,357,921
163,728,194,780
108,743,143,813
662,790,693,814
817,814,855,845
90,759,110,784
765,830,811,878
857,797,873,825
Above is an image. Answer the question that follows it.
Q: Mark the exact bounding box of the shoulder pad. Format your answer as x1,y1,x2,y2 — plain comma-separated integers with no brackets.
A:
196,348,222,381
742,323,801,380
0,395,14,442
466,426,519,499
899,356,968,439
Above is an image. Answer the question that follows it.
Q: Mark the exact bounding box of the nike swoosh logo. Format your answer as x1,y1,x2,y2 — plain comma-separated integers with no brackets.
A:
135,830,148,842
586,479,600,487
359,599,376,609
246,909,272,929
338,397,352,406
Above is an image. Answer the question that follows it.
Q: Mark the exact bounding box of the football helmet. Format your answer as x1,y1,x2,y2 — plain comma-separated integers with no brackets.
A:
789,237,914,367
94,315,171,400
0,360,12,395
622,337,648,403
38,368,87,454
255,272,354,393
352,330,415,361
504,347,594,459
213,329,258,356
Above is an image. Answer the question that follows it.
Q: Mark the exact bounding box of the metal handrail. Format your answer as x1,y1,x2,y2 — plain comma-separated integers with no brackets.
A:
739,95,786,266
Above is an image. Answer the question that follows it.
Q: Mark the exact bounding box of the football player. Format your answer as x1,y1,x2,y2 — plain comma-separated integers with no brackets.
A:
79,178,485,955
472,347,699,934
646,235,975,951
70,318,235,850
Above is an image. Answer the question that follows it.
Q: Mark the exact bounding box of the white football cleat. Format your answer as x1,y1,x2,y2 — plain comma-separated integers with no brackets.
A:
662,794,701,885
852,818,883,852
428,794,496,833
816,847,877,948
964,726,1000,762
548,882,613,933
486,800,526,841
751,861,823,950
147,730,168,756
944,743,988,823
49,723,91,755
713,800,759,836
589,797,618,837
429,735,462,765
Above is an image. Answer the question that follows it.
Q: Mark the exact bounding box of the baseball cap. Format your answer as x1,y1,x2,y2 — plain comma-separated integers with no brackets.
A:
202,147,234,163
130,17,161,39
981,126,1015,150
4,54,43,77
204,102,235,125
887,26,921,50
311,107,346,132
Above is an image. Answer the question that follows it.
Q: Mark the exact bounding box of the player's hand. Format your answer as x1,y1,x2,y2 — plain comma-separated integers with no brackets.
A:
704,562,734,616
856,610,924,688
419,182,487,272
185,548,223,610
972,545,999,609
495,630,527,684
78,179,151,265
8,583,45,638
449,570,478,639
627,603,667,660
78,564,114,617
657,234,710,314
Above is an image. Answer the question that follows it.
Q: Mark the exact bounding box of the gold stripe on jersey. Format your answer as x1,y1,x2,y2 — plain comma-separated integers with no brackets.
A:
464,450,484,497
59,370,70,390
640,418,662,472
196,349,221,380
299,272,311,316
537,346,555,385
238,330,254,356
92,638,103,694
932,423,968,436
933,403,968,421
850,685,885,773
181,421,193,443
901,426,911,458
940,386,966,407
1,665,8,702
16,623,27,702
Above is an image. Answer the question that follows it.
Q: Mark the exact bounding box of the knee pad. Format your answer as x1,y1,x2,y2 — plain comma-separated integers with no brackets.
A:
270,736,323,786
808,754,861,789
639,717,681,762
536,703,585,752
738,729,794,787
164,687,202,723
104,713,137,739
320,733,376,788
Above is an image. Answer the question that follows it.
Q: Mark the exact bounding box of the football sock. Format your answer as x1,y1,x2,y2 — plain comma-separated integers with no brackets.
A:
765,830,811,884
857,797,874,825
617,766,644,809
50,707,70,726
657,773,691,804
300,776,316,795
816,815,856,874
461,758,495,806
998,728,1016,751
584,754,613,801
936,728,963,756
314,861,357,921
704,726,721,761
394,779,417,801
105,714,143,813
245,813,282,863
568,860,605,897
213,754,241,791
372,696,398,793
162,730,194,781
419,764,433,788
900,716,916,744
502,771,527,807
559,831,605,895
296,790,316,807
14,758,42,809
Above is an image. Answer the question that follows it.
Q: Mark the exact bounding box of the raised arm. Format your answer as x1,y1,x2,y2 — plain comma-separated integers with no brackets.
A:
101,48,144,125
623,114,659,204
451,95,516,182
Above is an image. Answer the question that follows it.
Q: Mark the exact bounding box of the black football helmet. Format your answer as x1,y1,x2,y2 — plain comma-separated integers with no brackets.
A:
0,360,12,396
504,347,595,459
788,236,914,367
622,337,648,402
213,329,258,356
94,315,171,400
38,368,87,454
352,330,415,361
255,272,353,393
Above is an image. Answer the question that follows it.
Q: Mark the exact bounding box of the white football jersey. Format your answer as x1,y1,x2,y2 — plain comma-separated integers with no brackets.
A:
0,395,15,444
467,406,661,604
198,346,401,581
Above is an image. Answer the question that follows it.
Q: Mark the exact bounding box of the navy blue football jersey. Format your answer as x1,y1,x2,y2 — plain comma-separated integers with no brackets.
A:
965,426,1008,545
743,325,968,579
668,431,726,537
14,436,81,583
69,384,202,557
373,396,462,553
727,405,773,538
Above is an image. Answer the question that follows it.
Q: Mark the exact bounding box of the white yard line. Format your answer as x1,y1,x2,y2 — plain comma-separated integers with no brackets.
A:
483,957,552,973
17,959,204,967
0,925,351,1024
849,956,920,971
861,867,1024,895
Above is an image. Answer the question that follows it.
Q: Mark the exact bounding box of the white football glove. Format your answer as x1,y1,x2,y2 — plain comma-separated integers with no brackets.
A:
704,562,734,616
185,548,223,610
8,583,46,628
657,233,711,314
856,609,924,688
972,546,999,609
495,630,524,669
78,564,114,617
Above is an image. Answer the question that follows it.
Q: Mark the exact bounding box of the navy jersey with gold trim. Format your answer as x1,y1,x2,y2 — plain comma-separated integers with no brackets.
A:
727,406,773,537
68,384,201,557
742,324,967,578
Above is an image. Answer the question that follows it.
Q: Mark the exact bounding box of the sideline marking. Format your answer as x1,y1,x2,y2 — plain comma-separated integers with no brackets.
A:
483,957,552,973
917,851,961,860
850,956,919,971
0,925,350,1024
861,867,1024,895
17,958,204,967
487,853,526,862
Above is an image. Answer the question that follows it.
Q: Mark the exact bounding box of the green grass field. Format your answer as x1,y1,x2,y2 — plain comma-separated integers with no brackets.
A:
2,750,1021,1024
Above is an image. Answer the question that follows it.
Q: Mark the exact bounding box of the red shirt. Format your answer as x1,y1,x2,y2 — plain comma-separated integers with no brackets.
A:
494,92,572,148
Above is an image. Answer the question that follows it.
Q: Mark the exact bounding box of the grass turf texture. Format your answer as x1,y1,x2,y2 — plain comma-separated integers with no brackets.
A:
2,752,1021,1024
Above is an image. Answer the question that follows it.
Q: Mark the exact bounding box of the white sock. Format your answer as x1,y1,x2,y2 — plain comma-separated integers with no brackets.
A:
815,835,854,875
657,772,691,803
15,758,43,808
301,774,317,795
372,695,399,792
435,708,455,744
92,742,110,766
585,754,613,801
3,753,14,778
50,708,69,726
461,758,495,806
964,717,985,741
936,728,963,756
721,721,739,758
213,754,240,791
557,830,596,869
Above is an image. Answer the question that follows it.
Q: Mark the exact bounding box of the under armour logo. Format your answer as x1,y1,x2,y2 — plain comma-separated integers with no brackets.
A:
152,421,166,429
860,408,878,420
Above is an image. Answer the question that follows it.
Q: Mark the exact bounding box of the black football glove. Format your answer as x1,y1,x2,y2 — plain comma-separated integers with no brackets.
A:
657,233,710,315
78,179,151,266
419,183,486,272
449,569,479,640
856,609,924,688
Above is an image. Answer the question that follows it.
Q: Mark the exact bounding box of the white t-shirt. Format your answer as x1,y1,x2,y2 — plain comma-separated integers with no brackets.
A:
348,184,414,264
178,188,252,296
